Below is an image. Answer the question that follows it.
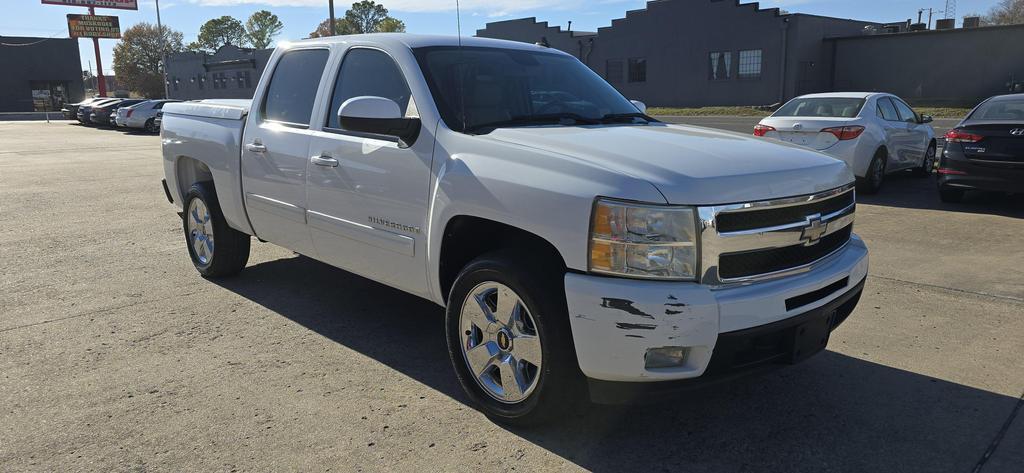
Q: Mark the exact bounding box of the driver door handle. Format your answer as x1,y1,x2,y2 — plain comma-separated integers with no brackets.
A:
311,155,339,167
245,142,267,153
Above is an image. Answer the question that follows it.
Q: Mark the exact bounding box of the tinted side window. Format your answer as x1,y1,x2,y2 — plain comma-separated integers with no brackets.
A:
892,99,918,123
262,49,329,126
326,48,413,129
876,98,899,121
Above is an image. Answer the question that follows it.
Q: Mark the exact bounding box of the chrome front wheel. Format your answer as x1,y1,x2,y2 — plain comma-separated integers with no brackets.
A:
459,282,542,404
187,198,214,266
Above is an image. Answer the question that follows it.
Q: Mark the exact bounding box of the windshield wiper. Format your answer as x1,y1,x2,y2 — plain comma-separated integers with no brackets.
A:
466,113,601,133
596,112,655,124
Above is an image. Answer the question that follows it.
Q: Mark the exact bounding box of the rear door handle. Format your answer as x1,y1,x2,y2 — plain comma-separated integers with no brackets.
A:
245,142,267,153
311,155,339,167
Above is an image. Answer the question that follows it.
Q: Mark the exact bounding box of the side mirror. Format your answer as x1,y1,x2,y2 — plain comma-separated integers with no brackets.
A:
920,114,933,124
630,100,647,114
338,96,421,146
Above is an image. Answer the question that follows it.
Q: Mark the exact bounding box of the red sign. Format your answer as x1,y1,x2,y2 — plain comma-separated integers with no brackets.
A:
42,0,138,11
67,14,121,39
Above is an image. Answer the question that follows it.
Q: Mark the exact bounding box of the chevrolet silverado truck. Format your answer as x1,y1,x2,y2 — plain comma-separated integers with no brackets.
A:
161,34,868,425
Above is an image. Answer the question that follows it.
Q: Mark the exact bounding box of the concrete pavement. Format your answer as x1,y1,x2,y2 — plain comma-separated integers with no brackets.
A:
1,121,1021,472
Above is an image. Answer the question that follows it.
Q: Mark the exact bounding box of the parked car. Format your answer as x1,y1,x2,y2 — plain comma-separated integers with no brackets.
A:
77,98,120,125
115,100,179,132
937,93,1024,202
91,99,144,126
161,35,867,425
61,97,101,120
754,93,936,193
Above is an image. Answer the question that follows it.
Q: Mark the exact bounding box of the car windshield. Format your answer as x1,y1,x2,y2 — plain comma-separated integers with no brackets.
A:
969,97,1024,120
413,46,647,133
773,97,865,118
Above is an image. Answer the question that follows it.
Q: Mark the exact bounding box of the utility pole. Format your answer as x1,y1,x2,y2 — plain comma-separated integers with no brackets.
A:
329,0,336,36
918,7,936,28
89,6,107,97
155,0,169,99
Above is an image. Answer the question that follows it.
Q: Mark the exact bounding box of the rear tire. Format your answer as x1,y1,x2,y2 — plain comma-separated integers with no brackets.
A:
938,185,965,203
182,182,250,277
445,250,585,426
144,118,157,134
857,148,887,194
913,143,936,177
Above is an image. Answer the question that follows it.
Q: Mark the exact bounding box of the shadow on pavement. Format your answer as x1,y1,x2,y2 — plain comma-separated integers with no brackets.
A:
859,172,1024,219
212,254,1020,472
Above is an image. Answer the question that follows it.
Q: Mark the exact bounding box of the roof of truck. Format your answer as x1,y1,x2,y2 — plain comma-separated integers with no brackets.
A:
288,33,564,53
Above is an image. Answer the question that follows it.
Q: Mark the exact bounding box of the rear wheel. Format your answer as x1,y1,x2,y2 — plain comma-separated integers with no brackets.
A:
913,143,936,177
183,182,250,277
938,185,965,203
144,118,158,134
857,148,887,194
445,251,584,425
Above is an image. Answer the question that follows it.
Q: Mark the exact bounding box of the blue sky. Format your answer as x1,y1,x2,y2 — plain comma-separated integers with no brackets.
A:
5,0,1001,76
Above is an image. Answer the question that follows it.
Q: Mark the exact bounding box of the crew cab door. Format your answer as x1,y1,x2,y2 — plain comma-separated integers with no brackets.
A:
240,48,331,255
305,46,434,296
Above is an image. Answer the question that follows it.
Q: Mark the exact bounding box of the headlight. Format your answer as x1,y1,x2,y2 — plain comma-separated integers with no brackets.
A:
589,199,699,280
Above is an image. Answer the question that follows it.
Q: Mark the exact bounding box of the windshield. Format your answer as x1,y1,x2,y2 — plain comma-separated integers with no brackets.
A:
773,97,865,118
413,46,645,133
969,97,1024,120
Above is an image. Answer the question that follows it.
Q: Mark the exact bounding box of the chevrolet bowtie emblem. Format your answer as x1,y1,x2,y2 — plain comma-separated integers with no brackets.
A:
801,214,827,245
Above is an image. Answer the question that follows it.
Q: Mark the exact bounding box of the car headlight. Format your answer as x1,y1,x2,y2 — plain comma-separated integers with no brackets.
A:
589,199,699,281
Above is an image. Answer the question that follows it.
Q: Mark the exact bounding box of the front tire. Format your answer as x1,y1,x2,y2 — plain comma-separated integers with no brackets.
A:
857,148,887,194
445,251,584,425
183,182,250,277
913,143,936,177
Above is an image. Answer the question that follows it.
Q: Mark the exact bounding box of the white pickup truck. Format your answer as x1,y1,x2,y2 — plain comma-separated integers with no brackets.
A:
161,34,868,424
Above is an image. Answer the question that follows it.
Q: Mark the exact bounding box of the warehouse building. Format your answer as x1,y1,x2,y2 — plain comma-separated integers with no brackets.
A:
165,44,272,101
477,0,1024,107
477,2,875,107
0,36,84,113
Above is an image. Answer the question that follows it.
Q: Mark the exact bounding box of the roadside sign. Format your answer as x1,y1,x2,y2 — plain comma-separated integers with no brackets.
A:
67,14,121,39
42,0,138,11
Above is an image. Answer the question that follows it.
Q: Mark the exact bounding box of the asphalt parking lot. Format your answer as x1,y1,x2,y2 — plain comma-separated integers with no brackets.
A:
1,120,1022,472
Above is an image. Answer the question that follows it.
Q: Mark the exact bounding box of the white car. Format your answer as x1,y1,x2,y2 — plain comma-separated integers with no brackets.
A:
114,99,179,133
754,92,936,193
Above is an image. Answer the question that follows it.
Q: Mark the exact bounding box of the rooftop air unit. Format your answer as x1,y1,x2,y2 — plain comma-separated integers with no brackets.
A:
936,18,955,30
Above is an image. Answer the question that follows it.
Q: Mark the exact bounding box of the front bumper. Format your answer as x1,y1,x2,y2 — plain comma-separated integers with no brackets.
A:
565,234,868,393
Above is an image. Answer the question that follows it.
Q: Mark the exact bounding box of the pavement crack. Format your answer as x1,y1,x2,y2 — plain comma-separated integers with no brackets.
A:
972,389,1024,472
0,290,204,334
869,274,1024,304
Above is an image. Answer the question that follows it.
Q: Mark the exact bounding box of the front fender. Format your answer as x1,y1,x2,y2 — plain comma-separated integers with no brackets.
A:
424,129,665,304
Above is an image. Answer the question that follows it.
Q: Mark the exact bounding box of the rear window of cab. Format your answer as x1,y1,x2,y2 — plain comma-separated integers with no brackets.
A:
772,98,866,118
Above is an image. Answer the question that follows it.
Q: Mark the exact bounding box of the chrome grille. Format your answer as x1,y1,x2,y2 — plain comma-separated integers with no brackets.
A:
697,184,856,285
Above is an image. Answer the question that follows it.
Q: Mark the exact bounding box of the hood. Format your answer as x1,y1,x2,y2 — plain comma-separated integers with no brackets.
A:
482,123,853,205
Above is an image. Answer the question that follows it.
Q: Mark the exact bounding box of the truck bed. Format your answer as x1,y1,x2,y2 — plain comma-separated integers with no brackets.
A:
161,100,253,235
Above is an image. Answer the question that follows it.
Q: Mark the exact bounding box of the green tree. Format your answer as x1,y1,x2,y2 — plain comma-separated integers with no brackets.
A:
308,1,404,37
984,0,1024,25
376,16,406,33
189,16,248,52
112,22,184,98
245,10,283,49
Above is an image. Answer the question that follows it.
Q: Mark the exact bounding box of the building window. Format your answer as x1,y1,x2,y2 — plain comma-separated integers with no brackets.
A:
709,51,732,80
738,49,762,79
628,58,646,83
606,59,624,84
